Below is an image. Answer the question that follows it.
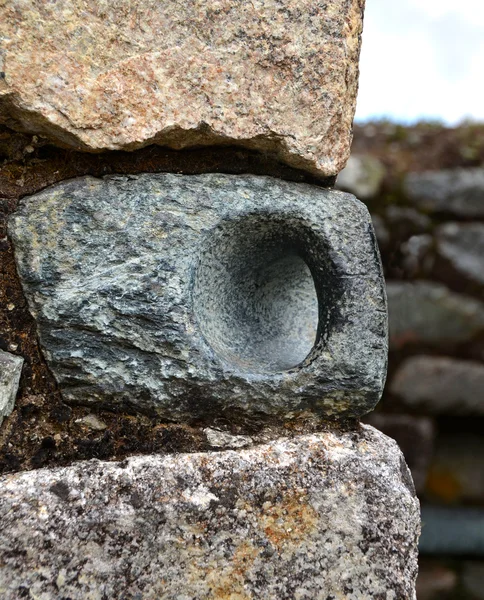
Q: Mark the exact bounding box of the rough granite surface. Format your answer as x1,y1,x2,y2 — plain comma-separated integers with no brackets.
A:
0,349,23,425
0,0,365,177
9,173,387,423
0,425,420,600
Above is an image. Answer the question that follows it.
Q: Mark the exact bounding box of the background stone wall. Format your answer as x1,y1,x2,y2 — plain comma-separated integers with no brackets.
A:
2,120,484,597
336,121,484,600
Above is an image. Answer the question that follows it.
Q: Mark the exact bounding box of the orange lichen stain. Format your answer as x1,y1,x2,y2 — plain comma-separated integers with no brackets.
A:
231,541,261,578
426,467,462,503
257,491,318,551
203,541,260,600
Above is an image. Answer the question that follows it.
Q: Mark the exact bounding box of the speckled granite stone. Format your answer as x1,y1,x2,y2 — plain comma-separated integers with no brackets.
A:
0,0,365,177
9,173,387,422
0,426,420,599
0,350,23,426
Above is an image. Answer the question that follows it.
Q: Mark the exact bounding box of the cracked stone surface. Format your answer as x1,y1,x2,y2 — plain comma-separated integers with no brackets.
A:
0,0,364,178
9,173,387,423
0,349,23,426
0,425,420,600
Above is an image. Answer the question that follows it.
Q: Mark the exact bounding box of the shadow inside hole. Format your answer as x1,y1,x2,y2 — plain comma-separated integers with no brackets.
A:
193,214,330,374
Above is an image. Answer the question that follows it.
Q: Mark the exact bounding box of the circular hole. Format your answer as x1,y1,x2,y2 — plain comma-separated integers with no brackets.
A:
193,214,320,374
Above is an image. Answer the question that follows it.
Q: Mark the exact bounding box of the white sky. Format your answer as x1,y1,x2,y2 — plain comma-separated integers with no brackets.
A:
355,0,484,124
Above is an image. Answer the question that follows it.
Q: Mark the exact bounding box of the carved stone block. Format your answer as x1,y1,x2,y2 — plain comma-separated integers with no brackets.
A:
9,173,387,422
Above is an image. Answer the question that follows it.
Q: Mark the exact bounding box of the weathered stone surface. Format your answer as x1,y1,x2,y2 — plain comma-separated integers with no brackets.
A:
0,426,420,599
405,168,484,217
0,0,365,178
9,173,387,422
0,349,23,425
364,413,434,493
75,414,107,432
420,506,484,556
436,223,484,288
386,281,484,349
335,154,385,199
204,427,253,449
391,356,484,415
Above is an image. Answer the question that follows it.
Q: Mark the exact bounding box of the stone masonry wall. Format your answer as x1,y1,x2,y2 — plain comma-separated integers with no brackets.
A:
2,118,483,598
0,4,423,597
0,122,421,599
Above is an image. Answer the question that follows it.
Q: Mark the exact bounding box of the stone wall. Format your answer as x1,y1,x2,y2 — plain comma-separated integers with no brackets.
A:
336,121,484,600
0,4,423,597
0,123,421,597
3,116,483,598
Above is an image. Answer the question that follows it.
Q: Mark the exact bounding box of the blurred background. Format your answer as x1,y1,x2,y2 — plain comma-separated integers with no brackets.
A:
335,1,484,598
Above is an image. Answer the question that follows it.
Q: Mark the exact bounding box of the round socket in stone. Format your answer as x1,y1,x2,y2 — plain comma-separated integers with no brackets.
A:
8,174,388,423
193,215,322,373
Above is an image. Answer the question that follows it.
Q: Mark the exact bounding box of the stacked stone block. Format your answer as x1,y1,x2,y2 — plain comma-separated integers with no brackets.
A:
0,2,421,599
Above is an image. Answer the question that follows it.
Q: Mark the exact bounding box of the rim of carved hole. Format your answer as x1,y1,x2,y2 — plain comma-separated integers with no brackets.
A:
193,213,332,375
